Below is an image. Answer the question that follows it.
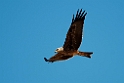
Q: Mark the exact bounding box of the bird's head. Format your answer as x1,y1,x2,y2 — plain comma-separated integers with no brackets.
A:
55,47,63,53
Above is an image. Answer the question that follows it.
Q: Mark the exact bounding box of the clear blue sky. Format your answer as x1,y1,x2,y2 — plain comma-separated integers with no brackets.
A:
1,0,124,83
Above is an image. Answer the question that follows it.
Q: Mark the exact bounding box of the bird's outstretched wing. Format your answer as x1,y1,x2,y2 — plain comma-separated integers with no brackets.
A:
44,53,73,63
63,9,87,51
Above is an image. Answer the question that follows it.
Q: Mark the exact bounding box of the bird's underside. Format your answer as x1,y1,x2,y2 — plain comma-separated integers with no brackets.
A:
44,51,93,63
44,9,93,63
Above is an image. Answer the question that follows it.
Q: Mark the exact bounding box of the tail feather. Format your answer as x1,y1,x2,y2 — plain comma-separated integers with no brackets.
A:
78,51,93,58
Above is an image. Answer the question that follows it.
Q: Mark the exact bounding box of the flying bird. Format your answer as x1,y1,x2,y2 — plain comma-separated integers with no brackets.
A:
44,9,93,63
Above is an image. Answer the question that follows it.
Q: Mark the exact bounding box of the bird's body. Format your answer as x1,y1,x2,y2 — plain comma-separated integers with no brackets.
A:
44,9,93,63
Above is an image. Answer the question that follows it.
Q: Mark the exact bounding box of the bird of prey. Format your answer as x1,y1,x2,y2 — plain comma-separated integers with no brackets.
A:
44,9,93,63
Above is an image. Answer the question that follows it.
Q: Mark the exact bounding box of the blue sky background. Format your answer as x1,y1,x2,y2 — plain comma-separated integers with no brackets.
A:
1,0,124,83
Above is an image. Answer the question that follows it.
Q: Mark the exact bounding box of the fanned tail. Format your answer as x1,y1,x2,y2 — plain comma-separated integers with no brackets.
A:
78,51,93,58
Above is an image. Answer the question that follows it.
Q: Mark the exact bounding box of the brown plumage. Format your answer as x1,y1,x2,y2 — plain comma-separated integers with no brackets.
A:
44,9,93,63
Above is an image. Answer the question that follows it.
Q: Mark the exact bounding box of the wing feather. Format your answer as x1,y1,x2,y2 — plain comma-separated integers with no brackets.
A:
44,53,73,62
63,9,87,51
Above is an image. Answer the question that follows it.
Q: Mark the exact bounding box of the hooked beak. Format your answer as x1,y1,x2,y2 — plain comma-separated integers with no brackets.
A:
54,51,57,53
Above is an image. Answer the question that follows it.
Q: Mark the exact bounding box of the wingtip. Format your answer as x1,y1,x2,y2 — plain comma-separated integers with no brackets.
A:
44,57,49,62
44,57,55,63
